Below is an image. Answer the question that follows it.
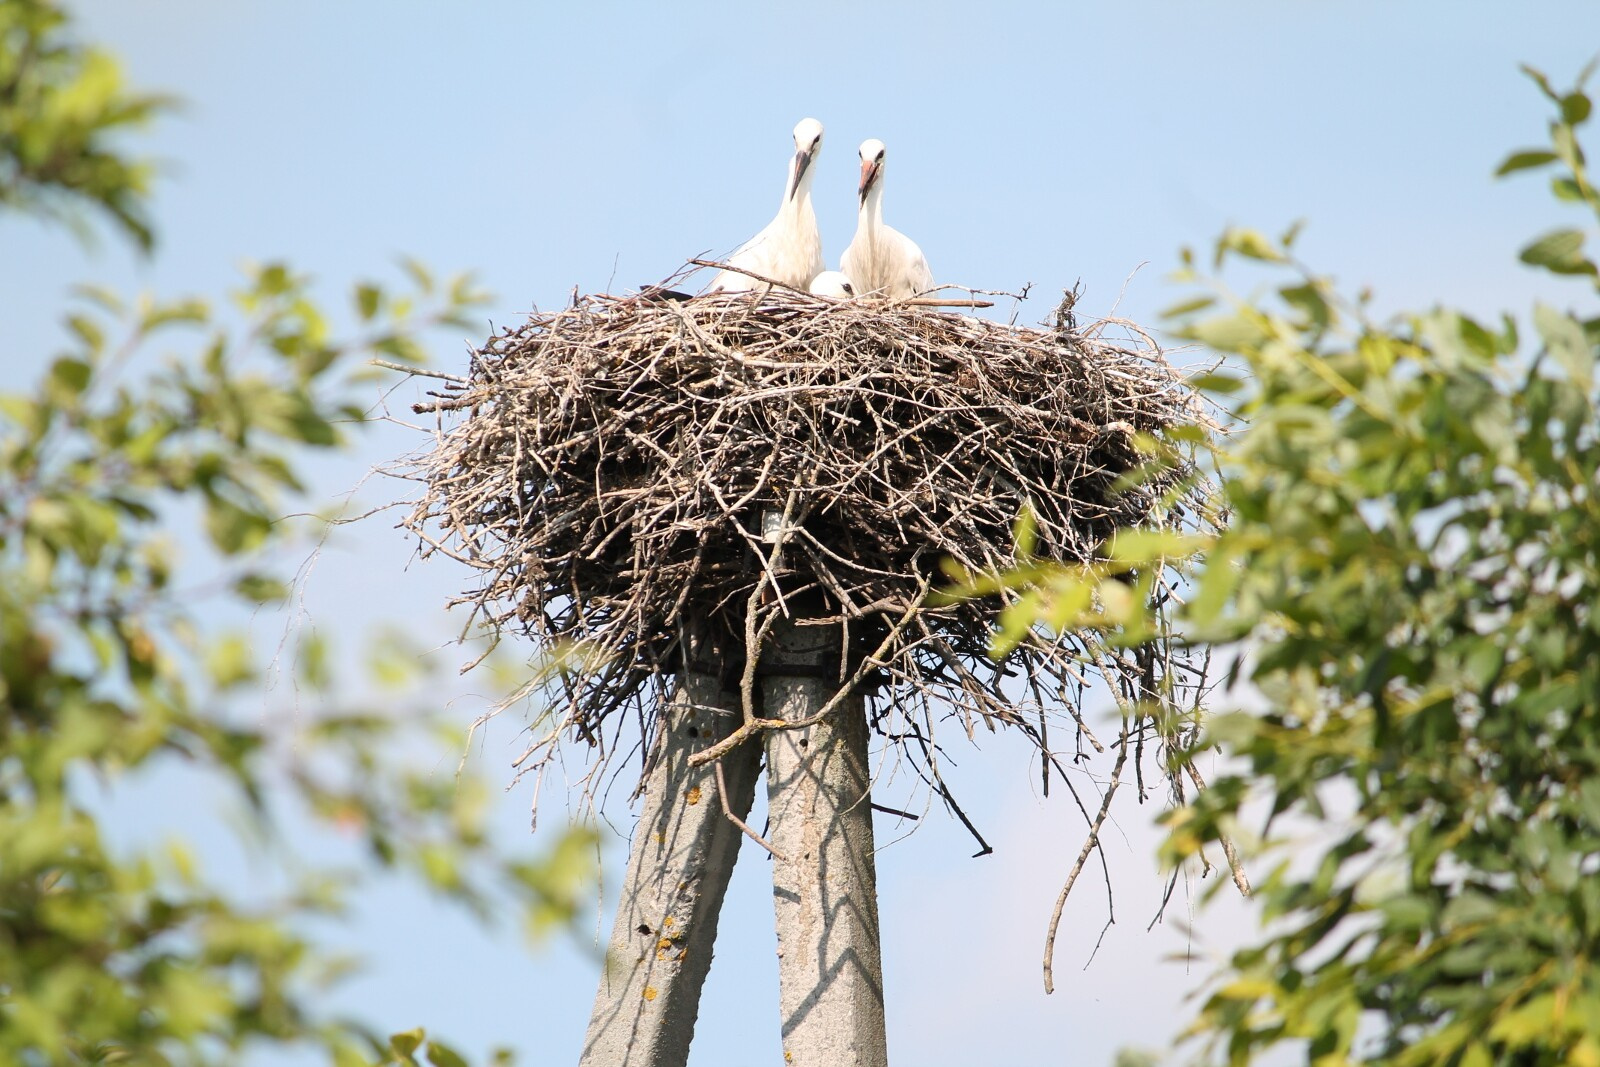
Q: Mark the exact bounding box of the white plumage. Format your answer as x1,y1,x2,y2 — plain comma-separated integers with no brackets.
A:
808,270,856,298
840,138,933,301
710,118,826,293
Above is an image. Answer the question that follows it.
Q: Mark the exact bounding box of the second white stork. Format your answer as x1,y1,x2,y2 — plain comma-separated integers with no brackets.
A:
841,138,933,301
710,118,826,293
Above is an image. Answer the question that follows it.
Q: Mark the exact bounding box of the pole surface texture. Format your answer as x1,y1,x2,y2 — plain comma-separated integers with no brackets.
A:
580,670,760,1067
763,616,889,1067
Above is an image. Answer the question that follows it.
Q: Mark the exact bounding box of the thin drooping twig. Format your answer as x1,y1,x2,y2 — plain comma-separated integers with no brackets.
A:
1043,721,1130,995
716,759,786,861
931,768,993,859
1183,759,1251,897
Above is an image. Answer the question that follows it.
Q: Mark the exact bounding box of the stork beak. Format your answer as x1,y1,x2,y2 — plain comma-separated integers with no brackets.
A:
858,158,881,205
789,147,813,200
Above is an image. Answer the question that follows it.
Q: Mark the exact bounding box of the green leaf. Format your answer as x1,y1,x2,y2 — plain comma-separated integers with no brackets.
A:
1562,91,1592,126
1489,992,1559,1044
426,1041,470,1067
1012,505,1038,560
258,262,294,295
1159,295,1216,319
1189,372,1245,394
1553,122,1584,172
72,284,126,314
373,333,426,365
299,631,331,691
356,283,382,321
1106,528,1205,563
1521,63,1560,103
48,357,93,400
399,256,435,293
1163,422,1211,442
1215,226,1284,266
232,573,289,603
1551,176,1587,202
142,297,210,331
203,496,273,554
1378,894,1432,930
65,314,105,355
1189,311,1269,352
367,631,424,689
206,634,255,688
1495,149,1558,176
389,1029,425,1058
1519,229,1595,276
1279,282,1331,330
1534,301,1595,393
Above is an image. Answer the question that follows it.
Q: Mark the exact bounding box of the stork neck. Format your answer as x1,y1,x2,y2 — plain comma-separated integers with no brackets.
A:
859,181,885,234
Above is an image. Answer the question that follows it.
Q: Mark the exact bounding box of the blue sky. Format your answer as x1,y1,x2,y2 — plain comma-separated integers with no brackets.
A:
5,3,1599,1065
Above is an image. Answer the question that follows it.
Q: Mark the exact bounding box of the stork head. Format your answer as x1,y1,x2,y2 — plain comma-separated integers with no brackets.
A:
809,270,856,299
788,117,824,199
857,138,886,205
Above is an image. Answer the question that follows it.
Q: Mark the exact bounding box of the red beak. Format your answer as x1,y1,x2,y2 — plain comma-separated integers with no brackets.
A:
858,158,881,204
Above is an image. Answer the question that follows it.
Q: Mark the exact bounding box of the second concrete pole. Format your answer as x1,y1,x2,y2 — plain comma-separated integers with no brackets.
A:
762,616,888,1067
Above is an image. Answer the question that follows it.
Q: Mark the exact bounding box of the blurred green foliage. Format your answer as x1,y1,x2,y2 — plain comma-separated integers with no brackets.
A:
1,2,595,1063
0,0,172,249
993,62,1600,1065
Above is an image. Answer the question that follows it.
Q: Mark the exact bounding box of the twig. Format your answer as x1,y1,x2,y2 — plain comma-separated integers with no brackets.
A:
902,297,994,308
1043,721,1129,994
688,258,809,294
716,759,786,861
933,773,993,858
1182,760,1251,897
869,803,920,821
688,584,929,768
368,357,468,382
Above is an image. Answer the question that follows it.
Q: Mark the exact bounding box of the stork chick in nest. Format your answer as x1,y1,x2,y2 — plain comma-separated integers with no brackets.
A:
808,270,856,298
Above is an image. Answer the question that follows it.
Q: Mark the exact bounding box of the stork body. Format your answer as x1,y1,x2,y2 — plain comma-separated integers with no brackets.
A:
841,138,933,301
711,119,826,293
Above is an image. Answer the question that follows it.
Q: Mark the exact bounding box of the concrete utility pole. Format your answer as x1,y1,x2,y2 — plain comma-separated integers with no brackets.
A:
580,605,889,1067
579,662,761,1067
762,615,889,1067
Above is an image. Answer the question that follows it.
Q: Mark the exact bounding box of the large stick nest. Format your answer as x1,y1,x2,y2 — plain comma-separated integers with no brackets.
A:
400,283,1216,812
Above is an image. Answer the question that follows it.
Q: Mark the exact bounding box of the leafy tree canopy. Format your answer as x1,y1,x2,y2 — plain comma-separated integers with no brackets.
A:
995,61,1600,1065
0,3,592,1064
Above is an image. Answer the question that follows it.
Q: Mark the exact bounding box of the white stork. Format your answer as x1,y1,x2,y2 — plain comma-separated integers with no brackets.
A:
710,118,825,293
808,270,856,298
840,138,933,301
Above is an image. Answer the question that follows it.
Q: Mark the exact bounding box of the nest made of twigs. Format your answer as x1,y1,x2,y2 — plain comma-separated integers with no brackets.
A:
399,280,1216,810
